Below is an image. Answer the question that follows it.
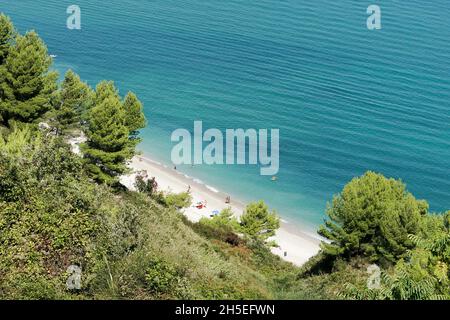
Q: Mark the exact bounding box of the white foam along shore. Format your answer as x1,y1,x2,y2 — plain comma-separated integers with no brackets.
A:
120,154,321,266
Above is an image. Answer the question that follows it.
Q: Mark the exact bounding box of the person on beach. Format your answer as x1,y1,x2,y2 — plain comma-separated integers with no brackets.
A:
187,185,191,193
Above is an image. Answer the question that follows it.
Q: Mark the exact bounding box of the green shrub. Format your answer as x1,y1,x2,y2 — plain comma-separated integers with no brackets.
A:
193,220,243,247
200,207,239,231
145,257,180,295
164,192,192,209
135,176,158,195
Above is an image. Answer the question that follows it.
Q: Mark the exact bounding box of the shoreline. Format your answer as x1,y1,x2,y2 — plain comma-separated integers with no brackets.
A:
120,153,322,266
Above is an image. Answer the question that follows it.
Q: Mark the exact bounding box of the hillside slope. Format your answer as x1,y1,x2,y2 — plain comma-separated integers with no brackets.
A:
0,132,297,299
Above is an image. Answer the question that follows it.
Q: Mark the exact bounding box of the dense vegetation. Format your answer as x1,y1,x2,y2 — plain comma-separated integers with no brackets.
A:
297,172,449,300
0,131,298,299
0,14,448,300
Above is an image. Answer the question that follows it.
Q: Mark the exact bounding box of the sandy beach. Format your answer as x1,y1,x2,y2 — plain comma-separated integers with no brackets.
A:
120,155,321,266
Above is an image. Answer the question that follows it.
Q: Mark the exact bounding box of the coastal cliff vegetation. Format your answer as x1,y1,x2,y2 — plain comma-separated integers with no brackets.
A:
0,15,448,300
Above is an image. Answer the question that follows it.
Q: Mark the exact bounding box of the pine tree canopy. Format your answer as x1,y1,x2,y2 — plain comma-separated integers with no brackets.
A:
240,200,280,242
0,14,15,65
123,91,146,139
54,69,93,130
94,80,120,106
82,92,133,184
0,31,57,124
318,171,427,263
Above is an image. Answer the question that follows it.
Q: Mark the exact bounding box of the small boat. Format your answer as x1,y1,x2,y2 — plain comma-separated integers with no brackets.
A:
271,176,278,181
50,54,57,58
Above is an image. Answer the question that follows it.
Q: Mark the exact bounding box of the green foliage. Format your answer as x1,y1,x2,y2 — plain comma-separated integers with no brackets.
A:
0,137,102,299
283,258,369,300
145,257,182,295
0,124,35,155
82,90,133,185
135,175,158,196
318,171,426,263
337,215,450,300
193,222,243,247
195,208,242,246
81,82,145,185
0,14,15,65
1,134,294,300
299,173,449,300
94,80,120,105
164,192,192,209
0,154,26,202
134,175,167,205
340,264,447,300
123,92,146,141
52,70,94,132
239,201,280,243
0,30,57,124
199,207,239,232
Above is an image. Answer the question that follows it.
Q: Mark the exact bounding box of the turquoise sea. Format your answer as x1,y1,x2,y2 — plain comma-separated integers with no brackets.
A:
2,1,450,230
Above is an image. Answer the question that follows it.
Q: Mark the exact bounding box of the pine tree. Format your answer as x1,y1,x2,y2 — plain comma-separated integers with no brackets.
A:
94,80,120,105
81,85,133,185
53,70,93,133
318,171,426,263
0,31,57,125
239,201,280,243
0,14,16,124
123,91,146,141
0,14,15,65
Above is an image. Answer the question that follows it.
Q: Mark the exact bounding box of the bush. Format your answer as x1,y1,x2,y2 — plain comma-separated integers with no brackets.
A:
145,257,180,295
200,208,239,231
193,221,244,247
164,192,192,209
135,176,158,196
